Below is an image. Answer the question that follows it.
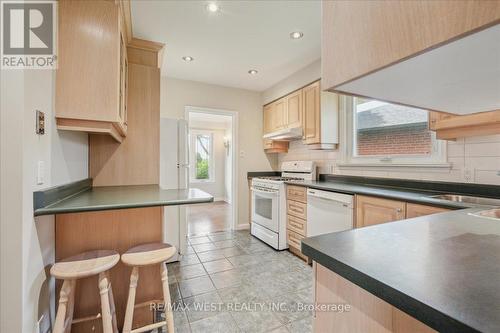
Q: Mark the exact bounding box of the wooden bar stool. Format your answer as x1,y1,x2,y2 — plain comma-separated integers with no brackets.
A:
51,250,120,333
121,243,177,333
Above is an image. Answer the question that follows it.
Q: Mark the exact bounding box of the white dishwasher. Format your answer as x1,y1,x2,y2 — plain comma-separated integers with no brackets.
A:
307,189,354,237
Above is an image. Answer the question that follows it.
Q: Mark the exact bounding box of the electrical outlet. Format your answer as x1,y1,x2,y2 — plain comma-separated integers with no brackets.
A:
239,150,245,158
463,167,474,183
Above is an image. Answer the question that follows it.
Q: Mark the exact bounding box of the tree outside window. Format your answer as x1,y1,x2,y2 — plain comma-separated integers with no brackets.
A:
190,130,214,182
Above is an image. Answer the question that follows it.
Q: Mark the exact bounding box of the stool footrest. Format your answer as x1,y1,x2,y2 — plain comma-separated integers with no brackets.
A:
131,320,166,333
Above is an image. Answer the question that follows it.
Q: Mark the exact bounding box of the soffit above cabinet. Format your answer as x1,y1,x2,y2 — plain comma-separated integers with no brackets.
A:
334,24,500,115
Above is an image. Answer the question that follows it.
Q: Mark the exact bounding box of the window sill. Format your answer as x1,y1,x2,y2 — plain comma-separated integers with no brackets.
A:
336,162,452,171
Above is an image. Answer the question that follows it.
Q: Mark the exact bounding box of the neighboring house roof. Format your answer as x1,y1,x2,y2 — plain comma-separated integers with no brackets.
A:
357,103,428,130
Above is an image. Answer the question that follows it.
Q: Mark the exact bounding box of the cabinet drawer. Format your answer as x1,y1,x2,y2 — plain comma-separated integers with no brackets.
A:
287,229,304,250
287,214,306,236
287,185,307,203
287,200,307,220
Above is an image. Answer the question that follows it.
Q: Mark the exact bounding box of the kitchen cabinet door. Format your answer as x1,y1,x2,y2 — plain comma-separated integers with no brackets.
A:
406,203,450,219
322,1,500,115
286,90,302,129
429,110,500,140
356,195,406,228
302,81,321,144
273,98,287,131
263,104,273,134
56,0,126,142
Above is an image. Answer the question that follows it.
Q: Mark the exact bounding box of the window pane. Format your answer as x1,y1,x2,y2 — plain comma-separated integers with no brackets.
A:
353,98,432,156
195,134,210,179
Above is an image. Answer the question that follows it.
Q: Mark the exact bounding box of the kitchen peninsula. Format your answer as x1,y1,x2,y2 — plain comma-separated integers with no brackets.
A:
303,205,500,333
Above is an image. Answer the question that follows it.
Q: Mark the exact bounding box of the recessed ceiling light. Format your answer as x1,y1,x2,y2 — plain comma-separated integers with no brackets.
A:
206,3,219,13
290,31,304,39
182,56,194,62
248,69,258,75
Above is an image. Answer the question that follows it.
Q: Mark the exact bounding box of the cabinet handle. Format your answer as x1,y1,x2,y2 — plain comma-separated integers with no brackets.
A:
396,208,402,213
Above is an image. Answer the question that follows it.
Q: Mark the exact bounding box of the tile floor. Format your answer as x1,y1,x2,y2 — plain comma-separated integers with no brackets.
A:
187,202,232,236
161,230,313,333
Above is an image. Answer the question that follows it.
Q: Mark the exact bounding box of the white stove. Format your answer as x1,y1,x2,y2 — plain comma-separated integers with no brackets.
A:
250,161,316,250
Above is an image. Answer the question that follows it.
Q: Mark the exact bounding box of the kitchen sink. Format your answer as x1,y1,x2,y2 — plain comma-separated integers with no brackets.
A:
469,208,500,220
428,194,500,206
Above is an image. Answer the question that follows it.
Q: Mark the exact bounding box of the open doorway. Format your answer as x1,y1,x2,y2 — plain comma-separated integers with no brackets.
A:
185,107,238,236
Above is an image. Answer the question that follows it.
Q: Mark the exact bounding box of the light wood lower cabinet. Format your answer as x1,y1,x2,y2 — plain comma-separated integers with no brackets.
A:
314,263,435,333
287,214,306,236
287,185,307,203
356,195,453,228
356,195,406,228
406,203,450,219
286,185,308,261
287,200,307,220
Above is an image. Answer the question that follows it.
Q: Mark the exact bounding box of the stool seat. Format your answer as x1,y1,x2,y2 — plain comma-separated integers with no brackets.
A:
50,250,120,280
121,243,176,266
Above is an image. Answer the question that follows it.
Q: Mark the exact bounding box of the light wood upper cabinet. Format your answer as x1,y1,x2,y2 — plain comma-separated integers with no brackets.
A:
302,81,321,144
262,80,339,150
286,90,303,129
56,0,128,142
356,195,406,228
302,81,339,149
322,1,500,115
273,98,287,130
263,104,273,134
263,139,288,153
428,110,500,140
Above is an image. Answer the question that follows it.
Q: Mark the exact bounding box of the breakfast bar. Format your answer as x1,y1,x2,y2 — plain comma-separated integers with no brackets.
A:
34,180,213,331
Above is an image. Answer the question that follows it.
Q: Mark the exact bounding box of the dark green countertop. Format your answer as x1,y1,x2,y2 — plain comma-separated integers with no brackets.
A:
302,207,500,332
285,180,490,209
34,185,214,216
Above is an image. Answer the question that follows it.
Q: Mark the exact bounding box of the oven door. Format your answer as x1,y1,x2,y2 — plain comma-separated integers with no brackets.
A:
251,187,279,233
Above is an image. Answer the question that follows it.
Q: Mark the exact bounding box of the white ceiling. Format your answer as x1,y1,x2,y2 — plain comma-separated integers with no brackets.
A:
130,0,321,91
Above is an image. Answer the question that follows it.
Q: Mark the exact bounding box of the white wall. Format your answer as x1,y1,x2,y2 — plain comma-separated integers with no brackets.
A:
278,136,500,185
161,77,277,228
261,60,500,185
188,128,227,200
261,59,320,105
1,69,88,333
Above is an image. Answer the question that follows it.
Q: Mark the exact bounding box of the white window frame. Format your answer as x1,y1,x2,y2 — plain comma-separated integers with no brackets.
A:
189,129,215,183
338,96,450,170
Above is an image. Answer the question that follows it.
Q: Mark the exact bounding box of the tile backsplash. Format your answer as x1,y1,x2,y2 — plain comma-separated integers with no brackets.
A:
278,134,500,185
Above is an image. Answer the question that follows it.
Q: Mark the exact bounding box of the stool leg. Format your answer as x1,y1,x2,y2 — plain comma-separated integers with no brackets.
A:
105,272,118,333
161,263,175,333
98,272,114,333
123,266,139,333
54,279,76,333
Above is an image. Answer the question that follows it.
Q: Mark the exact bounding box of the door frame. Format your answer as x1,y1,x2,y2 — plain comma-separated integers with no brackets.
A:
184,106,239,232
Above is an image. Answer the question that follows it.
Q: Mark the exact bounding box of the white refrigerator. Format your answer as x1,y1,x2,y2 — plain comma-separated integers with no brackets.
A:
160,118,190,262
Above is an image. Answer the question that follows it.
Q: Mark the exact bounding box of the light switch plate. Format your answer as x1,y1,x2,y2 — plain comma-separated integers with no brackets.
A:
37,161,44,185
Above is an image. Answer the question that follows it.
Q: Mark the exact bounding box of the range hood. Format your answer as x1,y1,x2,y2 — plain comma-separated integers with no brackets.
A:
263,126,303,140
